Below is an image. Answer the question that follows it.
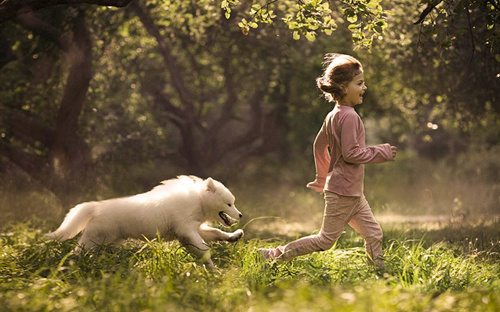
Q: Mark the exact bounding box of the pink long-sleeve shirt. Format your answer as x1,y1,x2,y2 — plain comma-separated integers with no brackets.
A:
307,105,394,196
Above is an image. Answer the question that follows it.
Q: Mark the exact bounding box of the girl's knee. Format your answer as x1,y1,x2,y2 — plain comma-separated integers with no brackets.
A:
317,233,337,251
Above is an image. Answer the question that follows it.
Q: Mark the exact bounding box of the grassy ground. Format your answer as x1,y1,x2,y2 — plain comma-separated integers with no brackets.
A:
1,150,499,311
1,219,499,312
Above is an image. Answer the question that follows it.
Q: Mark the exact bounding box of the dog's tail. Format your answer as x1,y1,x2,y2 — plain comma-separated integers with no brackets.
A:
46,202,96,241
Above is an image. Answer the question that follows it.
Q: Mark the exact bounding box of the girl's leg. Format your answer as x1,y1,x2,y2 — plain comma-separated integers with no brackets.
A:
266,192,359,262
348,196,384,268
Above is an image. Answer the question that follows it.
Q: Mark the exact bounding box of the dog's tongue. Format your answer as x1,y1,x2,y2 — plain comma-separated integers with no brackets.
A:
220,211,237,226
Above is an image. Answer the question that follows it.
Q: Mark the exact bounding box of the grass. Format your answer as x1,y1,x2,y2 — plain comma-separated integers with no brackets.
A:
1,219,499,312
1,150,499,311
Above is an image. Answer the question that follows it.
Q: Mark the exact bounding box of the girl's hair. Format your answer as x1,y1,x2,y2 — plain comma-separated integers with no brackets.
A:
316,53,363,102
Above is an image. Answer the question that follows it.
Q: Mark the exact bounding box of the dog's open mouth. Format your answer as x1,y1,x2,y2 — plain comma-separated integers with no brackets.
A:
219,211,238,226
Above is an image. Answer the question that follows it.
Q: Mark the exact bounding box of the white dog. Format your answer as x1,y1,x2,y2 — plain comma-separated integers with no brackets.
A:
46,176,244,268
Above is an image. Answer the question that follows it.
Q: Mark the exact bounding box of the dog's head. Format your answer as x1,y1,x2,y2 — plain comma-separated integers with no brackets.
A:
201,177,242,227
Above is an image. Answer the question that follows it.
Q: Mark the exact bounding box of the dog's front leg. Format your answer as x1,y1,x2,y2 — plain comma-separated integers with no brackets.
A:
199,223,244,243
180,231,215,269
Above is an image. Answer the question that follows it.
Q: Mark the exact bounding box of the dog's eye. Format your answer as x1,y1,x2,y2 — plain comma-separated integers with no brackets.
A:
227,204,232,207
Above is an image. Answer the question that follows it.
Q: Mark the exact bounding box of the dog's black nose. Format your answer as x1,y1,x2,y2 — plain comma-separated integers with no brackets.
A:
239,213,243,219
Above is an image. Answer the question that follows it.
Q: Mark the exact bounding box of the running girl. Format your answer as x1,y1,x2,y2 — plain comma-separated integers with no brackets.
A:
259,54,397,269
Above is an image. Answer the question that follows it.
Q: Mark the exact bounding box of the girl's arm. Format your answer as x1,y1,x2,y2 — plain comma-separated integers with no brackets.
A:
341,114,394,164
306,123,330,193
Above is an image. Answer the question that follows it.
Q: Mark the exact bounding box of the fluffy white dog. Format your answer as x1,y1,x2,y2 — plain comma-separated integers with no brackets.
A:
46,176,244,268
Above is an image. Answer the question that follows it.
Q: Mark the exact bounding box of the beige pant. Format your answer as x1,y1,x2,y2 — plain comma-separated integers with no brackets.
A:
279,191,384,267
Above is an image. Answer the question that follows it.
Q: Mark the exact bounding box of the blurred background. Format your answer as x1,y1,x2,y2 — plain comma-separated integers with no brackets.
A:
0,0,498,232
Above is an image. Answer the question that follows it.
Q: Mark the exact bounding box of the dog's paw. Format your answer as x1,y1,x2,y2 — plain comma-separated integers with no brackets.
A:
228,229,244,242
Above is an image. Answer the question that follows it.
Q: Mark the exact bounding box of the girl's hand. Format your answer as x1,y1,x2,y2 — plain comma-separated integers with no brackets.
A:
307,180,325,194
391,146,398,159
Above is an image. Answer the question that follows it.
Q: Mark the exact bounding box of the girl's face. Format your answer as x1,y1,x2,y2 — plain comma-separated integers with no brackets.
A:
341,72,367,107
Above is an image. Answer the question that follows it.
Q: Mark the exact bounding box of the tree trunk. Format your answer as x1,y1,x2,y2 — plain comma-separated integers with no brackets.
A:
48,9,94,206
1,8,95,207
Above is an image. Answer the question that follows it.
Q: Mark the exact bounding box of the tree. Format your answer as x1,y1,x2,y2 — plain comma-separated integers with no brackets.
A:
413,0,500,61
358,0,499,159
121,1,301,175
0,7,94,205
1,0,498,207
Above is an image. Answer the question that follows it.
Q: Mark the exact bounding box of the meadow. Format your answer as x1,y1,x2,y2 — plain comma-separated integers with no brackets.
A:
0,216,499,312
1,152,499,311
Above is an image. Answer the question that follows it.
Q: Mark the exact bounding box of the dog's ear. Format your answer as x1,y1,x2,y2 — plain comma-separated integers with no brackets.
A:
206,177,216,192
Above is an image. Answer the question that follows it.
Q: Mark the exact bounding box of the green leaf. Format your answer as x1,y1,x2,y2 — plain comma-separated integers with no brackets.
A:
348,24,358,31
305,32,316,42
347,14,358,23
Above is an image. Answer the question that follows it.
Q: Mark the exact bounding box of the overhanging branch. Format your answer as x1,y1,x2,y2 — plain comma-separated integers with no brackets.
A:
130,1,197,124
0,0,133,24
414,0,443,25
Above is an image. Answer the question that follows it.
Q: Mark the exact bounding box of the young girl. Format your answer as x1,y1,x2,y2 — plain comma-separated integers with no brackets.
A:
259,54,397,268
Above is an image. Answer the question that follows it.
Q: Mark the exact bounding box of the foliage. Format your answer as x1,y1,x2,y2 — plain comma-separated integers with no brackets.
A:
355,0,500,159
0,221,499,311
223,0,388,48
414,0,500,60
0,0,499,206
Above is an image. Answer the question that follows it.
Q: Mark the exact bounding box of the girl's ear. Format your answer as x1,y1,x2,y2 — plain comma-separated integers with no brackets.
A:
206,177,216,192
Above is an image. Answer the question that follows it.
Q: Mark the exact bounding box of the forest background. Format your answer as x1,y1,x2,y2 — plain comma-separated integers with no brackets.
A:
0,0,499,229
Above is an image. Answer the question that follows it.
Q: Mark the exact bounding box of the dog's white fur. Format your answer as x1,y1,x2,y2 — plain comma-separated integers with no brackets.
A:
46,176,244,268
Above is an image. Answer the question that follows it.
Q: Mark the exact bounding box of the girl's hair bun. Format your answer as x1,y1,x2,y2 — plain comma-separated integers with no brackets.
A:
316,54,363,102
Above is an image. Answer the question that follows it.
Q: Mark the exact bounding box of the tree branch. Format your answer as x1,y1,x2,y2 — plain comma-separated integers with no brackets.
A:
0,0,133,24
2,108,55,146
204,41,238,148
466,7,475,64
0,33,16,69
16,10,72,52
130,1,197,123
215,86,266,159
0,139,45,175
414,0,443,25
151,91,187,128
